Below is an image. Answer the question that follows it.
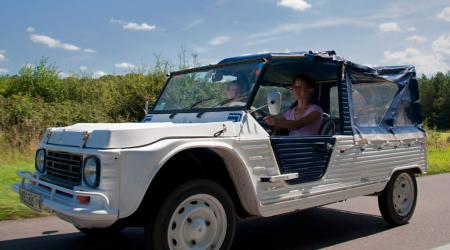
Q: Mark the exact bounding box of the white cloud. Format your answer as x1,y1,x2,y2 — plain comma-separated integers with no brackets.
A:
432,35,450,55
383,47,449,76
25,26,35,33
30,34,60,47
110,18,156,31
379,22,400,32
437,6,450,22
58,72,70,79
79,66,88,71
114,62,136,69
277,0,311,11
93,70,107,78
0,68,8,74
22,63,33,68
405,26,416,32
406,35,427,43
209,36,231,46
61,43,81,51
30,33,80,51
84,48,96,53
123,22,156,31
0,50,5,62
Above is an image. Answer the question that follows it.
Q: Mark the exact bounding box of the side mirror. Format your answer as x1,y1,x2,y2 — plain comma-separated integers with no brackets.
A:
267,91,281,115
143,101,149,115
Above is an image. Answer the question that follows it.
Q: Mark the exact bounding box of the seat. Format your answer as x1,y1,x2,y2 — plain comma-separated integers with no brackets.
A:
319,114,335,135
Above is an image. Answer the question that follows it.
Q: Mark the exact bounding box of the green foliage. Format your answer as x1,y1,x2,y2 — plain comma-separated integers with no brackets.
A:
418,72,450,130
0,160,46,220
425,131,450,175
0,58,169,150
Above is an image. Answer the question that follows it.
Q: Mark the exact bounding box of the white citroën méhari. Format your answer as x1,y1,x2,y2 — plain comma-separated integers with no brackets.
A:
14,51,427,250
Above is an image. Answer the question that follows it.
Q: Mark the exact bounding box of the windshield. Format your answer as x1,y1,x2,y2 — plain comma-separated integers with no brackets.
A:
153,61,265,111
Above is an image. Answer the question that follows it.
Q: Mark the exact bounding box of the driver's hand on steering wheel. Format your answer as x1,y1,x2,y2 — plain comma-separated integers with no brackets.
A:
264,115,277,126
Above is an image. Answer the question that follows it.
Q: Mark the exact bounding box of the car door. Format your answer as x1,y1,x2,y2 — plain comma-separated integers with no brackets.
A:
269,75,355,187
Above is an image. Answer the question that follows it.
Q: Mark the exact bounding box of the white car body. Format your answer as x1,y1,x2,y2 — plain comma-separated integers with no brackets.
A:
13,52,427,248
13,109,426,228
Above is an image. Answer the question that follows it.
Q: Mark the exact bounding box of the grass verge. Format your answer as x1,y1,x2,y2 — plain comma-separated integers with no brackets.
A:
0,160,48,220
427,149,450,175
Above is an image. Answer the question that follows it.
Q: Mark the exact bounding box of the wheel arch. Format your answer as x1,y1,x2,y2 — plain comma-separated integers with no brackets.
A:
126,142,260,226
379,165,422,192
390,165,423,178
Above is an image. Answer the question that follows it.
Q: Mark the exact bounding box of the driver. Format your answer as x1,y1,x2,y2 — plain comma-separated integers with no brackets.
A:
264,75,323,136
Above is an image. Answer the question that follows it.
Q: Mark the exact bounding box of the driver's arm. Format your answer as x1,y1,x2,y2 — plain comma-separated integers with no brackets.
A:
264,111,321,130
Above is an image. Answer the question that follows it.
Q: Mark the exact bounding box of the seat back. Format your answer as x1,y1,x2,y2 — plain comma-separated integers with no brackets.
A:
319,116,335,135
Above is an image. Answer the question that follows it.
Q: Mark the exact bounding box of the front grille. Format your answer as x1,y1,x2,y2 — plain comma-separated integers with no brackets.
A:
43,151,83,188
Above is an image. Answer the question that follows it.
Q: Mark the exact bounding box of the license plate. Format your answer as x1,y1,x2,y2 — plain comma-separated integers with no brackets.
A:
19,187,42,212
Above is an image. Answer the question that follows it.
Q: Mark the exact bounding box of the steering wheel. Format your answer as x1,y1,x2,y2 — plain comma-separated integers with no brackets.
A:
249,106,272,131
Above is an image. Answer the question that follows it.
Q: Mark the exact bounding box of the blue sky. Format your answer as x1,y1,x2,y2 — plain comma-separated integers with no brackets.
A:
0,0,449,77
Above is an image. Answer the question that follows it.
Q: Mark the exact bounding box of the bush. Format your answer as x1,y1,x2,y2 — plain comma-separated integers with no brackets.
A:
0,58,169,151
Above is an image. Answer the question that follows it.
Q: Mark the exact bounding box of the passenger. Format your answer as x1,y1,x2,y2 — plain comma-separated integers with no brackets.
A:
264,75,323,136
222,80,247,106
226,80,243,100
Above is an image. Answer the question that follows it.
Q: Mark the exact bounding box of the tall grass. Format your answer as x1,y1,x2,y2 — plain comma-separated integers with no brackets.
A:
426,130,450,175
0,160,43,220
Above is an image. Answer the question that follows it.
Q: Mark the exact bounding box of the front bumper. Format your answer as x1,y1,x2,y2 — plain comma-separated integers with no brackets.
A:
12,171,118,228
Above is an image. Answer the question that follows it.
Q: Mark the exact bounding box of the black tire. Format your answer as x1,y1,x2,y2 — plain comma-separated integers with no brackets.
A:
76,223,125,237
378,170,417,226
146,179,236,250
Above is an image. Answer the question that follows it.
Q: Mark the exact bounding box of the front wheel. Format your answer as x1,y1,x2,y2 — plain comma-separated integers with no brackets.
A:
147,180,236,250
378,170,418,226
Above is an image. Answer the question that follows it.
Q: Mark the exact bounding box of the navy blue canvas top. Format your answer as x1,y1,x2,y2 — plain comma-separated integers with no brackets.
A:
219,51,414,83
218,51,341,65
219,51,423,131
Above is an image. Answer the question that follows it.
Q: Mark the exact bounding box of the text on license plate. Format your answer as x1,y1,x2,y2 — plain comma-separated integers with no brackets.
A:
19,187,42,212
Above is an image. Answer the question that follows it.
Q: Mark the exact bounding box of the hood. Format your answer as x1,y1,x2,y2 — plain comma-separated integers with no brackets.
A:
44,122,239,149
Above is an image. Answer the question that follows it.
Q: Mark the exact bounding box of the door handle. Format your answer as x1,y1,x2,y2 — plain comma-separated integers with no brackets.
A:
313,142,334,152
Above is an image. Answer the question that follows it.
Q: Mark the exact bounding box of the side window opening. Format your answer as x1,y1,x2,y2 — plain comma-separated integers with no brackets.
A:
350,73,398,128
392,85,417,127
329,86,339,119
328,85,341,135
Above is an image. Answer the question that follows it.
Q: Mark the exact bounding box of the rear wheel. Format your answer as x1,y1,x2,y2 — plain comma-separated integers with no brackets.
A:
146,179,236,250
378,170,417,226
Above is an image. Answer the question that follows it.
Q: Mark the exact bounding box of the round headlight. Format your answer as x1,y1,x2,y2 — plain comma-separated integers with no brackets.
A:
35,149,46,173
83,157,100,188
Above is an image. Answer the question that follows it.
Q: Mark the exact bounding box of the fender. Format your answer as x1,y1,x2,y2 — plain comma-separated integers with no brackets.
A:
371,164,424,193
118,138,260,218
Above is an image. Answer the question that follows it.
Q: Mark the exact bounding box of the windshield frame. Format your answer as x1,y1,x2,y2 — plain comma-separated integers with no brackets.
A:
150,58,268,114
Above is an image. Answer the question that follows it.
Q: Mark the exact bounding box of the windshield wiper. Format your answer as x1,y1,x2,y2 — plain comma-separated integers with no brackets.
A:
217,95,247,107
185,97,218,109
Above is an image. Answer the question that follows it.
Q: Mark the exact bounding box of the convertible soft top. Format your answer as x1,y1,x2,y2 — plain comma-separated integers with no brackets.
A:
220,51,423,134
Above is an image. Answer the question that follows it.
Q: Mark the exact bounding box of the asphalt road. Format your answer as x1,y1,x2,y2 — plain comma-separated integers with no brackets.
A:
1,174,449,250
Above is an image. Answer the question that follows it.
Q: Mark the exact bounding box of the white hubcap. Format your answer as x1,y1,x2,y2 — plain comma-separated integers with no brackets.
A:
168,194,227,250
392,173,415,216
